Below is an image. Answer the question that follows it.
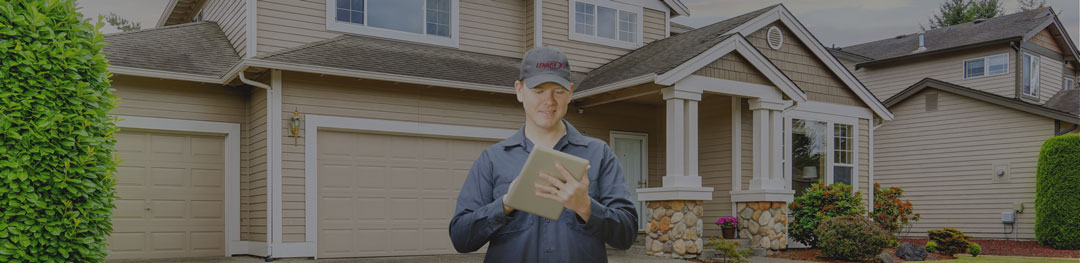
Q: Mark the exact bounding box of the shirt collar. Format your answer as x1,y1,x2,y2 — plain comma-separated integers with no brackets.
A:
497,120,589,150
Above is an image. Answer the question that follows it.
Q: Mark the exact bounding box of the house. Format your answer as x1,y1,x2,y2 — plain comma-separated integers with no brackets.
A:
832,7,1080,240
101,0,892,260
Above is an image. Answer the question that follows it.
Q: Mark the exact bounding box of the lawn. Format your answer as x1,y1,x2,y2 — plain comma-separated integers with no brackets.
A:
938,255,1080,263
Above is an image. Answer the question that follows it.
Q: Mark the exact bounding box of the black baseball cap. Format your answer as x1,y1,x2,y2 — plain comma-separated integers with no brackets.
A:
520,46,572,90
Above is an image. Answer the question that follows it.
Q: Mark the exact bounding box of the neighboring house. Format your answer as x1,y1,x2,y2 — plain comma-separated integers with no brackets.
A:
102,0,893,260
832,7,1080,240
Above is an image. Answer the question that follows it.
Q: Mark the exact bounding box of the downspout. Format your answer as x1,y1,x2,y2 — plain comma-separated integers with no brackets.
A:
869,119,885,214
238,71,273,260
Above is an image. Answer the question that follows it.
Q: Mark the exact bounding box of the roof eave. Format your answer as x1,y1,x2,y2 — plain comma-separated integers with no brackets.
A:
855,37,1022,69
885,78,1080,123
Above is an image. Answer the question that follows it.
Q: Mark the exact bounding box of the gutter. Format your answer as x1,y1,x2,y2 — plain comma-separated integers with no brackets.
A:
237,71,274,260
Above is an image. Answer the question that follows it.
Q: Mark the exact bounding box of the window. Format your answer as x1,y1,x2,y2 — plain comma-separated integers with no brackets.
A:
1065,76,1075,90
1023,53,1040,97
327,0,457,47
569,0,642,49
788,117,858,197
963,53,1008,79
832,124,854,186
791,119,826,197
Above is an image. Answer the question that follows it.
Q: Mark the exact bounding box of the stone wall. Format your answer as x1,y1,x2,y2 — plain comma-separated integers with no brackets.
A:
736,201,788,250
645,200,704,259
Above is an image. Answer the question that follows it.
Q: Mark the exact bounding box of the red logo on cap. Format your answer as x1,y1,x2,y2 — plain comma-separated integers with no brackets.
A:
536,61,563,69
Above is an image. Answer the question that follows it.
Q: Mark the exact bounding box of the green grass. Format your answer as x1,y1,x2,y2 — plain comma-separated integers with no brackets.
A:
937,254,1080,262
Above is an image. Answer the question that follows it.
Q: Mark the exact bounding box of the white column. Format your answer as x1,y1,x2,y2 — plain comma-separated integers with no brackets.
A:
661,87,702,187
770,110,783,181
748,99,786,190
685,100,698,178
665,97,685,178
751,108,769,185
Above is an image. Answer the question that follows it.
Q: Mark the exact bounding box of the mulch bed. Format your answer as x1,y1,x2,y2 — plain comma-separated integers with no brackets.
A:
765,239,1080,262
899,238,1080,258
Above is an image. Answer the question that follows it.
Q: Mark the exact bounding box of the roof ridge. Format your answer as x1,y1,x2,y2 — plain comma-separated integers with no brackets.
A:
843,7,1052,51
104,21,216,37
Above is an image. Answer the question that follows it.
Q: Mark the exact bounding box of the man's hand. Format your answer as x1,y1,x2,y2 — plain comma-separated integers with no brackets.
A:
534,163,592,222
502,194,513,215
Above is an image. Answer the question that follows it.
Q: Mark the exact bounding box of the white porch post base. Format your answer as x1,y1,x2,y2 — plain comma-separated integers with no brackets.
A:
662,175,703,188
749,178,786,190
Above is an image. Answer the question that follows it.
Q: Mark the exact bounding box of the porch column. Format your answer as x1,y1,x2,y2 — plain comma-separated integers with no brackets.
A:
749,99,786,190
637,87,712,259
729,99,794,251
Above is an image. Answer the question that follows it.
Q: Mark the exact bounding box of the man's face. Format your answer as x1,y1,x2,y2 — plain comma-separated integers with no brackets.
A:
516,81,573,130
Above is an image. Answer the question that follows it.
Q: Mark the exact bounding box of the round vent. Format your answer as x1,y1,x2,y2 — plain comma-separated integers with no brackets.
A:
767,26,783,50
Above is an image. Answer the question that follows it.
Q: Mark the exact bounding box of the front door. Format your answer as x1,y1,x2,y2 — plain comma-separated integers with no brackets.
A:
611,132,648,231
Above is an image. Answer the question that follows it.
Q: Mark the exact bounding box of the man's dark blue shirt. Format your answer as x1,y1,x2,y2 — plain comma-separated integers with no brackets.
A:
449,120,639,262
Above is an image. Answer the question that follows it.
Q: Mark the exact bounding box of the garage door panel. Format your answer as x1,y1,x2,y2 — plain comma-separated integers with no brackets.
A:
317,130,494,258
108,131,227,260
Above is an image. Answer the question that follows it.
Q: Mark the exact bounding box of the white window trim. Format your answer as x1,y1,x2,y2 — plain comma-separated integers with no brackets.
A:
1064,76,1075,90
783,111,859,194
567,0,644,49
324,0,460,48
1023,53,1041,98
962,53,1009,80
114,116,250,256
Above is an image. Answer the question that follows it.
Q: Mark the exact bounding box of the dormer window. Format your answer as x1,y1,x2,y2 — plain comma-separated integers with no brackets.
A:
963,53,1008,79
1023,53,1040,97
568,0,642,49
326,0,458,47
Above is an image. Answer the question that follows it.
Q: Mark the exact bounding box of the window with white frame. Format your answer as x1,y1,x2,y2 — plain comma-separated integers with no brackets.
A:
1065,76,1075,90
1023,53,1040,97
963,53,1008,79
327,0,457,47
788,117,858,197
569,0,642,49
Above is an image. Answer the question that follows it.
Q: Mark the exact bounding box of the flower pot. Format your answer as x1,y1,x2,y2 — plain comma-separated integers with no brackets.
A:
722,227,736,239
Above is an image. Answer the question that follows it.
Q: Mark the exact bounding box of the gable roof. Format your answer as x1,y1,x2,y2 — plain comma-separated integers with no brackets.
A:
1045,89,1079,116
576,5,777,91
104,21,240,78
840,8,1078,68
669,22,695,35
885,78,1079,123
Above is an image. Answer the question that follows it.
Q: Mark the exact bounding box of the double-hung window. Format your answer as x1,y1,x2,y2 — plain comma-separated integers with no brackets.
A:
327,0,458,47
569,0,642,49
1023,53,1040,97
963,53,1008,79
787,117,858,197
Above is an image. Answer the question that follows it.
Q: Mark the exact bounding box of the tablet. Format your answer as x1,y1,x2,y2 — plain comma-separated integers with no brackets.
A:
504,146,590,220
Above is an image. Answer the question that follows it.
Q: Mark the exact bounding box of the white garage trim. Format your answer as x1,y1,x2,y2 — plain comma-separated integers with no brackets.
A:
302,114,516,258
115,115,249,256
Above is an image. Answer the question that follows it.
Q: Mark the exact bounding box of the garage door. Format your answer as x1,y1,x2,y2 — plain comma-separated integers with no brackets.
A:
108,130,227,259
317,130,493,258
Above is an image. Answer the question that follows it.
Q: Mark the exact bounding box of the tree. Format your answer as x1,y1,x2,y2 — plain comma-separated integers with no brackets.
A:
99,12,141,32
929,0,1004,28
1017,0,1046,11
0,0,118,262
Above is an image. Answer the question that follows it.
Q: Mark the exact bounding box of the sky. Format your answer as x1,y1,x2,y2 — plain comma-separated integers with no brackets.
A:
76,0,1079,48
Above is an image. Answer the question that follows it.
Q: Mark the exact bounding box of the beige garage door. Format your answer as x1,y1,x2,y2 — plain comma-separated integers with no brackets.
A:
317,130,493,258
108,130,227,260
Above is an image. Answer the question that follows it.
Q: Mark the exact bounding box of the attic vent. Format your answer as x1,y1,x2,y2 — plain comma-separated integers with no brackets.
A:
767,26,783,50
925,92,939,112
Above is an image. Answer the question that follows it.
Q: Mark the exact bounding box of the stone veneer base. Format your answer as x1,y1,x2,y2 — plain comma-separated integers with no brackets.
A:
736,201,788,250
644,200,703,259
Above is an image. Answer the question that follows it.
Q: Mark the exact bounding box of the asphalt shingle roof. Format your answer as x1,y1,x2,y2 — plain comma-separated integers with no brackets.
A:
104,21,239,77
1045,88,1080,116
575,5,777,92
839,8,1054,62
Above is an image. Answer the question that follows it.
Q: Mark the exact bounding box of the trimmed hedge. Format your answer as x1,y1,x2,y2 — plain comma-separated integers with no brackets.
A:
928,228,971,256
814,215,892,261
0,0,118,262
1035,133,1080,249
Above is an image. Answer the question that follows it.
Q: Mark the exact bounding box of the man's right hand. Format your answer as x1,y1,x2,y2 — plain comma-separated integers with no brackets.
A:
502,194,513,215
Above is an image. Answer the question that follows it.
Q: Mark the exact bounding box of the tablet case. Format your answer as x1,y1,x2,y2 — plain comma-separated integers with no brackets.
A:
503,146,590,220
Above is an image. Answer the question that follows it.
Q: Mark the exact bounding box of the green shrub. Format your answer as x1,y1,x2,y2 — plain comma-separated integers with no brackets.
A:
0,0,118,262
706,237,750,263
925,241,938,253
928,228,972,256
968,242,981,257
1035,133,1080,249
871,183,921,235
814,215,892,261
788,183,865,247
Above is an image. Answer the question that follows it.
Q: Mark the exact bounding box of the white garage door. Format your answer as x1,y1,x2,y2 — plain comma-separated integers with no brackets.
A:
317,130,493,258
108,131,227,259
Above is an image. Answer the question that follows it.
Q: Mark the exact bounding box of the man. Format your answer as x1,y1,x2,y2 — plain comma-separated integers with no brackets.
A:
448,46,638,262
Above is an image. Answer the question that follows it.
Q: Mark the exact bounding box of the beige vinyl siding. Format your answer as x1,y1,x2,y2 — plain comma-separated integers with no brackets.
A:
540,0,666,71
111,76,247,123
279,72,665,239
648,106,666,188
699,95,734,237
748,23,864,107
1031,28,1063,53
859,119,869,205
1036,54,1064,102
246,88,268,242
256,0,525,58
526,0,535,50
199,0,248,57
643,8,666,43
694,53,773,86
853,45,1017,101
740,100,752,191
874,89,1054,239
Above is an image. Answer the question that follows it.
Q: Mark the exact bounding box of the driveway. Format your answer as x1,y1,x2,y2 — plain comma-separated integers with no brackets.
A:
108,252,813,263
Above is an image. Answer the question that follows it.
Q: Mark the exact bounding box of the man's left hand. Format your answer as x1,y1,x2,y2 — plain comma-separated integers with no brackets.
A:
535,163,592,222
